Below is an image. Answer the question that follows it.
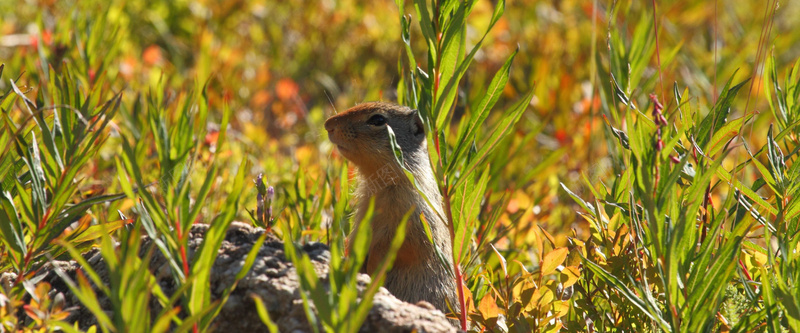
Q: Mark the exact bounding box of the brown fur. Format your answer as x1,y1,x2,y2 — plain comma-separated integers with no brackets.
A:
325,102,458,318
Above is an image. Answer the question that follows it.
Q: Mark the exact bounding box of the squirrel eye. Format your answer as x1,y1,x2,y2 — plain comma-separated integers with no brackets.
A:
367,114,387,126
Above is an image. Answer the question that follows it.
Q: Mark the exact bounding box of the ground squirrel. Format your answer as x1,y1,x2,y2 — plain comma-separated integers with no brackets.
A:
324,102,458,317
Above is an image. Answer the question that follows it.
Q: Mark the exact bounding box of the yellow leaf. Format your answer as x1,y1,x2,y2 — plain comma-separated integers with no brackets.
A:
514,279,536,309
544,321,563,333
560,266,581,288
747,249,768,267
532,227,544,259
513,260,530,275
551,300,570,317
51,310,70,321
524,288,540,312
565,248,582,267
490,244,508,278
537,287,554,307
540,247,568,276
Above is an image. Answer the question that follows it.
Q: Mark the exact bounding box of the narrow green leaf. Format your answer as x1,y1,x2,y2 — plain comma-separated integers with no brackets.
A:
348,210,410,333
252,295,280,333
452,48,519,168
0,190,26,256
695,74,748,149
560,183,596,217
707,114,753,157
456,87,533,188
189,158,250,316
582,258,669,330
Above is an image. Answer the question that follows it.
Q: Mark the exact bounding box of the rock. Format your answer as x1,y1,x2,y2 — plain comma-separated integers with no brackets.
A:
11,222,457,333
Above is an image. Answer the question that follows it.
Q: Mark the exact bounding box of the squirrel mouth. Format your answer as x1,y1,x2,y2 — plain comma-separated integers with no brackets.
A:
333,143,350,153
328,134,353,154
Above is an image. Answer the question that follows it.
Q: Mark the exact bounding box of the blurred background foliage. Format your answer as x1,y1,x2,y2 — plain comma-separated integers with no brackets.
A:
4,0,798,240
2,0,800,331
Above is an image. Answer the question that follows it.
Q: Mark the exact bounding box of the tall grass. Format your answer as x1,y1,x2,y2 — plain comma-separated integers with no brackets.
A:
393,0,536,329
1,0,799,332
559,3,799,332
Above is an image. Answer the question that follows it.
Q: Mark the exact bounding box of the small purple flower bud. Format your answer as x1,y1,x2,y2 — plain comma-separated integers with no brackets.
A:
267,186,275,201
656,139,663,151
649,94,663,113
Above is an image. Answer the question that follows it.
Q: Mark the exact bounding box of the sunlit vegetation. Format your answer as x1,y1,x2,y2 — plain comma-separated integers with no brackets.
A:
1,0,799,331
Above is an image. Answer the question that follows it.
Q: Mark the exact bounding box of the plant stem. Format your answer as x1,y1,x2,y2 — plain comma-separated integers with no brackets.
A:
441,176,467,330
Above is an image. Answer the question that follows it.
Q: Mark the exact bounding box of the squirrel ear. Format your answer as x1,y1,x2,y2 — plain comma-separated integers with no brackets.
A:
411,110,425,137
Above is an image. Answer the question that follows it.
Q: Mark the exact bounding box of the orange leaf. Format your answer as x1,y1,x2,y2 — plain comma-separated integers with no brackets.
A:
462,282,475,314
24,305,41,322
478,293,500,320
537,225,557,249
276,78,299,100
143,45,162,66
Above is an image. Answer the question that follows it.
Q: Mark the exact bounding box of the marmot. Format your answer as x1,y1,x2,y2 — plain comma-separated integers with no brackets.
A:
324,102,458,317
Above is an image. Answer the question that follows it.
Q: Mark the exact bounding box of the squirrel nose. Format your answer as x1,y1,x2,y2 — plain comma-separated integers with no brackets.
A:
324,118,336,133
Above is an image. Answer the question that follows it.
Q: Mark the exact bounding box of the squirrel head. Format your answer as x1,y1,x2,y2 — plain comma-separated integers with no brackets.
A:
325,102,426,175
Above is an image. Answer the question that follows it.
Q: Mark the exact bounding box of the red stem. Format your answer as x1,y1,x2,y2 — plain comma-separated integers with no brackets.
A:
738,259,752,281
174,216,196,333
442,183,468,330
430,3,467,329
